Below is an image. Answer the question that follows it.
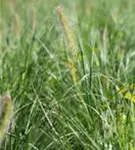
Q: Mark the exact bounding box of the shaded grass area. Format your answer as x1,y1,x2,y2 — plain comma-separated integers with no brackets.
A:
0,0,135,149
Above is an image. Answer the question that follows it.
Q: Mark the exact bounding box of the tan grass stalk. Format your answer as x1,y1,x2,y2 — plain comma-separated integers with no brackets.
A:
0,95,13,144
13,13,20,37
7,0,16,14
68,59,78,84
31,7,36,32
56,6,78,84
56,6,77,55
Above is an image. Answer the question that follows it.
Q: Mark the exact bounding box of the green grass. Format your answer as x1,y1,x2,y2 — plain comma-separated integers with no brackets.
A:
0,0,135,149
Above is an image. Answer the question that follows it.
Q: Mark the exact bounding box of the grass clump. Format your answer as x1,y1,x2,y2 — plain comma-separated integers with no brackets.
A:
0,0,135,149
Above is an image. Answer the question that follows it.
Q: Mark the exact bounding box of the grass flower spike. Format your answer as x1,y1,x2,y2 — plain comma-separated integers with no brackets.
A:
0,95,13,144
56,6,78,84
68,59,78,84
56,6,77,55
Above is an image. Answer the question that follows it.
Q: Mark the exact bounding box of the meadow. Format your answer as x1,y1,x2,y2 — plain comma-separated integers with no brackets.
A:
0,0,135,149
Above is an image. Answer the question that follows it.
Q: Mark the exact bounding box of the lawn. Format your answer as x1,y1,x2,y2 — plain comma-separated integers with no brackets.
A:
0,0,135,149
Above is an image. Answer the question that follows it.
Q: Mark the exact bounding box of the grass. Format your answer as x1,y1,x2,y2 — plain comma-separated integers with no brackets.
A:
0,0,135,149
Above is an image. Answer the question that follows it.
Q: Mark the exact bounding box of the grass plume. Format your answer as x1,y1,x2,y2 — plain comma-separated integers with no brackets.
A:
0,95,13,144
56,5,78,84
56,5,77,55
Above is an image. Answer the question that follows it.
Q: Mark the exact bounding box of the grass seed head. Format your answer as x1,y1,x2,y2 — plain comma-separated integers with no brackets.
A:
0,95,13,144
